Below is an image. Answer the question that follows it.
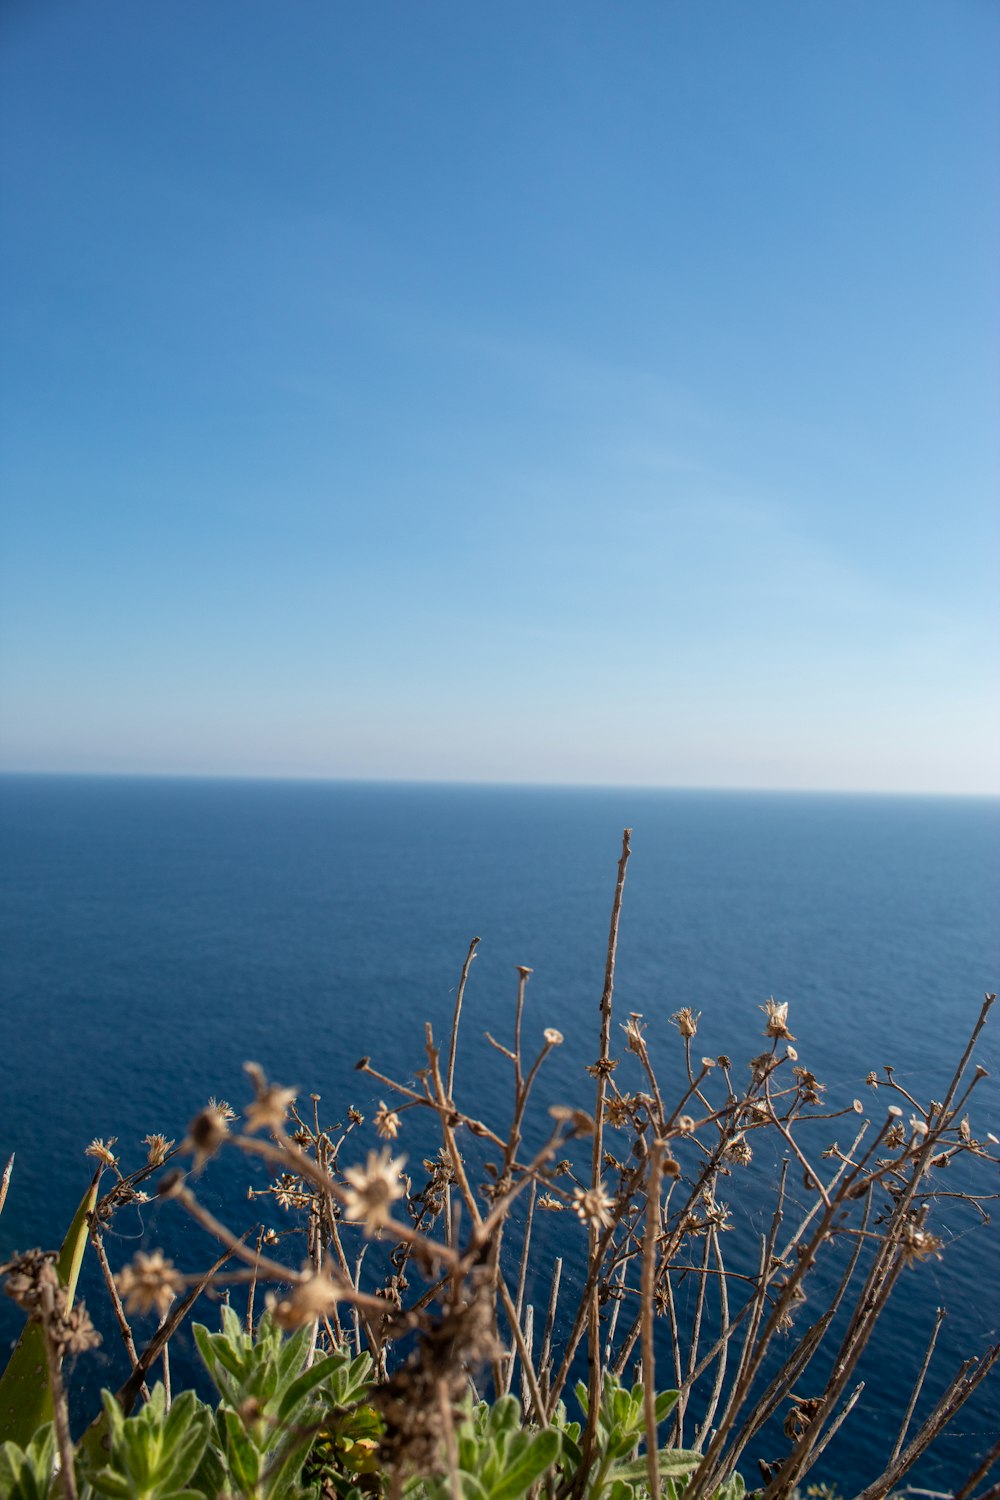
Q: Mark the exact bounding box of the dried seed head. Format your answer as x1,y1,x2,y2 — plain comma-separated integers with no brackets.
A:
187,1104,232,1168
571,1183,614,1230
676,1115,697,1136
750,1052,778,1083
374,1101,402,1141
270,1269,342,1329
207,1097,237,1122
783,1396,823,1440
61,1301,102,1355
142,1134,174,1168
760,997,795,1041
85,1138,119,1169
243,1063,297,1134
543,1027,564,1047
866,1071,879,1088
899,1224,944,1267
604,1096,632,1128
273,1174,309,1210
342,1148,407,1235
1,1249,59,1316
725,1135,753,1167
623,1015,646,1054
670,1008,700,1039
116,1250,185,1317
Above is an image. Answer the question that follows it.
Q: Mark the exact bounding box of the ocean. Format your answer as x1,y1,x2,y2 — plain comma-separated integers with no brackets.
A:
1,775,997,1491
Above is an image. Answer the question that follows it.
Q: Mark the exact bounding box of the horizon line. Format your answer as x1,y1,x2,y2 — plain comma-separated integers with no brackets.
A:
0,768,997,799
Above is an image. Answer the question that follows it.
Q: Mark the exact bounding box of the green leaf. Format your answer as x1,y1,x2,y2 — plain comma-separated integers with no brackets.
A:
486,1394,521,1437
155,1391,211,1491
608,1449,703,1483
197,1326,247,1385
654,1390,680,1423
276,1351,344,1425
275,1321,313,1387
487,1428,562,1500
457,1475,491,1500
86,1468,134,1499
221,1406,262,1491
0,1169,101,1446
0,1426,57,1500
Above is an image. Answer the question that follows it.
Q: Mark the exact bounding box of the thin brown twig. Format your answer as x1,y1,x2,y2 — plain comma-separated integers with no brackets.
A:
89,1225,149,1399
889,1306,948,1468
641,1140,662,1500
446,936,480,1100
952,1432,1000,1500
580,827,631,1494
39,1281,77,1500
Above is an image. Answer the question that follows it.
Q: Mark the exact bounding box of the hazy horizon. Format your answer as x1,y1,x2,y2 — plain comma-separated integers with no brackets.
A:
2,767,998,801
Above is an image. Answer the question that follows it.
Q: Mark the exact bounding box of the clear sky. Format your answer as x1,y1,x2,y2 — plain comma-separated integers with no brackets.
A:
1,1,997,792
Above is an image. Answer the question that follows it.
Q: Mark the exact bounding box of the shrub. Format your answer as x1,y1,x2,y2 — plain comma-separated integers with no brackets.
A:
1,832,997,1499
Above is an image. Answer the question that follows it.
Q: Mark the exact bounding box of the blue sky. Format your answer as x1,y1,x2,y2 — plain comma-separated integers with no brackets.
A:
1,1,997,791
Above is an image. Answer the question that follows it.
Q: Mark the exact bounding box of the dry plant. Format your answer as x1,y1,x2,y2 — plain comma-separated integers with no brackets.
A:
1,830,998,1500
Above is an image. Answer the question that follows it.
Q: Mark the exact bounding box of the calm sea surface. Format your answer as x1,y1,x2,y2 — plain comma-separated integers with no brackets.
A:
1,776,997,1489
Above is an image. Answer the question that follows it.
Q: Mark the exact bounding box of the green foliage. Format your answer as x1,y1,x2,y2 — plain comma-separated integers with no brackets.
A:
72,1308,379,1500
0,1425,57,1500
0,1170,101,1447
83,1385,212,1500
417,1395,562,1500
192,1305,375,1499
559,1376,702,1500
0,1297,752,1499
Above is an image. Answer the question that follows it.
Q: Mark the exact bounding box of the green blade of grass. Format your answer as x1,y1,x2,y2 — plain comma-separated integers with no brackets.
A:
0,1167,102,1446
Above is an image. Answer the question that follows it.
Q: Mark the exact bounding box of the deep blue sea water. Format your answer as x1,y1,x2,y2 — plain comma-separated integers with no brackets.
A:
1,776,997,1491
